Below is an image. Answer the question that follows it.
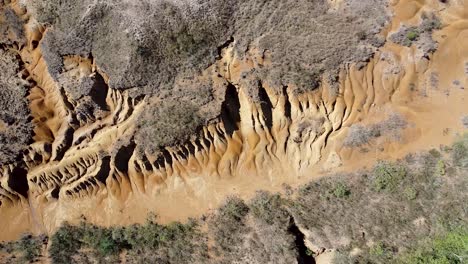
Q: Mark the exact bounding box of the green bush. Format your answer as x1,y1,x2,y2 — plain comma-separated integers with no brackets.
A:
369,242,394,262
48,217,207,264
451,134,468,168
436,160,446,176
331,182,351,198
80,224,121,257
396,228,468,264
429,148,442,158
49,223,83,264
406,31,419,41
13,234,43,263
218,196,250,222
0,234,45,263
403,186,417,200
249,191,290,225
372,162,407,192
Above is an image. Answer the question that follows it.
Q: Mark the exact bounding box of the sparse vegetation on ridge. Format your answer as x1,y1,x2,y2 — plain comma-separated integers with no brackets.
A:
135,99,203,155
0,49,34,166
31,0,389,92
390,14,441,55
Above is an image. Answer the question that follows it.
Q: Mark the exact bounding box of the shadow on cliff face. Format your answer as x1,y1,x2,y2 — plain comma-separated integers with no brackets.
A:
289,221,316,264
221,82,241,136
8,166,29,198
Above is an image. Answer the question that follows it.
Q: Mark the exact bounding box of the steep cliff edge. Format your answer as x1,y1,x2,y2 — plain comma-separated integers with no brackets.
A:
0,0,467,241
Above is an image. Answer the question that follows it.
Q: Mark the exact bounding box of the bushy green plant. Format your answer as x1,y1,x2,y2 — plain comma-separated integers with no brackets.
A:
249,191,290,225
436,160,446,176
372,162,407,192
218,196,250,222
80,224,120,256
14,234,43,262
331,182,351,198
48,216,207,264
429,148,442,158
369,242,393,262
50,223,83,264
396,228,468,264
451,134,468,168
403,186,417,201
406,30,419,41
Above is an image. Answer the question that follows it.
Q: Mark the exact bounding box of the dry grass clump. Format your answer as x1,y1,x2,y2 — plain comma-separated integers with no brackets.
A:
209,192,311,264
344,113,408,148
0,6,26,45
462,116,468,128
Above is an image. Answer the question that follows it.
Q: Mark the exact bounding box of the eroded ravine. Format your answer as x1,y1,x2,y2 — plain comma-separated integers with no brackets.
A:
0,0,467,241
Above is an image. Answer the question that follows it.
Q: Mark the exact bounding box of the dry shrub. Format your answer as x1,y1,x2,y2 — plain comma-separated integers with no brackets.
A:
344,113,408,148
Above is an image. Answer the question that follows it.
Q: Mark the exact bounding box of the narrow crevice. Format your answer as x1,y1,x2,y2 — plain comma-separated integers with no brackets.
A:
283,86,291,119
283,86,292,153
51,187,60,199
53,127,75,161
94,156,111,183
114,142,136,173
216,36,234,59
176,146,190,161
140,154,152,171
7,166,29,198
288,218,316,264
193,138,204,151
258,81,273,130
90,71,110,111
154,149,173,169
220,82,241,136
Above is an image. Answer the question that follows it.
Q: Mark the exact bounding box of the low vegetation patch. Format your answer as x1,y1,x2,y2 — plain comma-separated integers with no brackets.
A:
372,161,407,192
135,99,203,155
0,49,34,166
0,234,44,263
396,228,468,264
47,216,208,264
462,116,468,128
390,14,441,55
344,113,408,148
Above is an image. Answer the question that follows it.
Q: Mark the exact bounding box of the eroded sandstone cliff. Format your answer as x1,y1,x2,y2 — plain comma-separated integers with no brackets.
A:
0,0,467,242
